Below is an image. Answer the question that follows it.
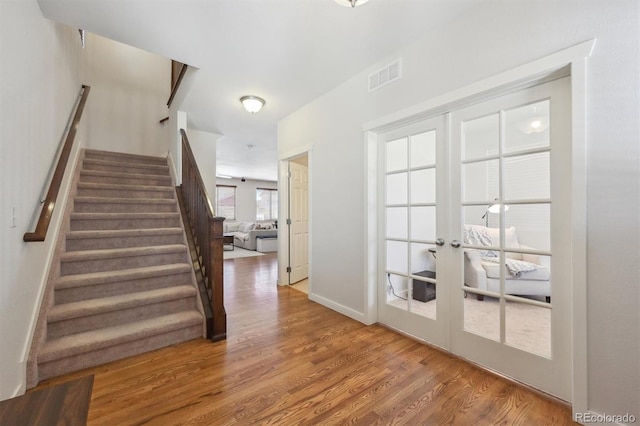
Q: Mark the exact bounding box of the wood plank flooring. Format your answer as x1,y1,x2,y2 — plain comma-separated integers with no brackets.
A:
35,253,576,425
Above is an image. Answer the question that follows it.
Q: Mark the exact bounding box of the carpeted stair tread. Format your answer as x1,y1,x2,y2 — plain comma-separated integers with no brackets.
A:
39,311,202,363
70,212,180,220
48,286,196,323
67,228,183,240
81,158,169,172
74,196,176,206
55,263,192,289
80,169,171,183
84,149,168,165
60,244,187,262
77,181,175,193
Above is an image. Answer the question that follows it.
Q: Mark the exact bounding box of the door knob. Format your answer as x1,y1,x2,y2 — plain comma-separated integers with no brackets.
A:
435,238,445,246
450,240,461,248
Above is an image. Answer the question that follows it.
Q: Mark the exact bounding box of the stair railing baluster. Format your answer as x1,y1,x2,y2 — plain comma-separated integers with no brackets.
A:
178,129,226,341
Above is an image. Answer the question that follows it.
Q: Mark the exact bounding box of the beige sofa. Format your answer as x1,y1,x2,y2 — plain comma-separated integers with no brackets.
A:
223,222,277,251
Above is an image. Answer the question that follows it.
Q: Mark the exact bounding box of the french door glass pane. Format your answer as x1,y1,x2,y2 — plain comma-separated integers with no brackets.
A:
462,113,499,161
386,137,408,172
386,173,407,205
410,206,436,241
504,100,550,154
411,243,436,275
410,243,437,319
410,168,436,204
386,207,408,239
504,203,550,251
503,152,550,200
386,240,408,274
386,273,408,310
462,205,490,228
410,130,436,167
463,293,500,342
506,299,551,358
462,160,499,202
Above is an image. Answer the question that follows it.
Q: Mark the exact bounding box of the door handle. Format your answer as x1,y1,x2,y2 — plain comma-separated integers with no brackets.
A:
450,240,461,248
435,238,445,246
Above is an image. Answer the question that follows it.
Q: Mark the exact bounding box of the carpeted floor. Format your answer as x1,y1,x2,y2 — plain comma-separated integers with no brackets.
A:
223,247,266,260
387,295,550,358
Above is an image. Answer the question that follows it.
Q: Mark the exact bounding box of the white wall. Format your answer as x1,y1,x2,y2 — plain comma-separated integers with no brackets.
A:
84,34,170,157
279,0,639,417
186,128,220,203
0,0,84,400
215,178,277,223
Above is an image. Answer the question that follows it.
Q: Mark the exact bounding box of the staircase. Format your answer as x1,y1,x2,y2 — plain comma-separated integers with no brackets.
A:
31,149,204,384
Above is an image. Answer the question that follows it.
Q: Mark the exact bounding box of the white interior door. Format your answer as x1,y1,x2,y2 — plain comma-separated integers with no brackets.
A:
377,115,448,348
377,77,572,400
289,160,309,284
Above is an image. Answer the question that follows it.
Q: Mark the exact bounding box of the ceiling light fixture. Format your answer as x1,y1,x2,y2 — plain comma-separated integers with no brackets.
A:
240,95,265,113
335,0,369,7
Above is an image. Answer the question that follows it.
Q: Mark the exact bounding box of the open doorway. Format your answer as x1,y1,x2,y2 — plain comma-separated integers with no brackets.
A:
288,155,309,290
278,152,310,293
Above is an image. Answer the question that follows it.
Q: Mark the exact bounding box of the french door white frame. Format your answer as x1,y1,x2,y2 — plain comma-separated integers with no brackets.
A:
363,40,594,414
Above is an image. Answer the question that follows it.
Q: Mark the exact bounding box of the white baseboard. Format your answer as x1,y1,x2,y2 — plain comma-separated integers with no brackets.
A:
309,293,375,326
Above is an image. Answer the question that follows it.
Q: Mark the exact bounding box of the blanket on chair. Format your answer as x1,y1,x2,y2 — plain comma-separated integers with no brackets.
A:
464,224,537,278
480,256,538,278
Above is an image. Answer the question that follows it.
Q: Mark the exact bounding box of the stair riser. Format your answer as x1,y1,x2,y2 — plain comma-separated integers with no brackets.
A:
76,187,174,199
61,251,188,276
55,272,193,304
38,324,202,382
82,162,170,176
48,297,197,339
70,217,181,231
67,233,184,251
73,201,177,213
80,174,172,187
84,152,167,166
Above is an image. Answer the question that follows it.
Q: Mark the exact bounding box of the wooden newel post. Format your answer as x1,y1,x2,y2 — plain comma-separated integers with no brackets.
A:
210,217,226,341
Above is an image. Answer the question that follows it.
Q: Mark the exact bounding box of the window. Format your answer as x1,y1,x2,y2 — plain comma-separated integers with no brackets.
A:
216,185,236,220
256,188,278,220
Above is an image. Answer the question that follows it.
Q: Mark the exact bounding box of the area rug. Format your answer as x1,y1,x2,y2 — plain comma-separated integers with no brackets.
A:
223,247,265,260
387,296,550,357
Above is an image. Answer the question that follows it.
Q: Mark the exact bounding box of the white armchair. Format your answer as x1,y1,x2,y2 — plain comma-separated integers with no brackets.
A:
463,225,550,301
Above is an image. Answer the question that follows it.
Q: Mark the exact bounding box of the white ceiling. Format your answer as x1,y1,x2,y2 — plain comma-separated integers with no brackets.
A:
38,0,486,181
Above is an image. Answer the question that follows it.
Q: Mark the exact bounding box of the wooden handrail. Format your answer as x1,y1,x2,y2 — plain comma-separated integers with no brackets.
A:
24,85,91,242
179,129,226,341
167,61,188,108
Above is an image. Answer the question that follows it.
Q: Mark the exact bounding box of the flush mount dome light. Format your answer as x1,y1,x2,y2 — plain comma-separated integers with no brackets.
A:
240,95,265,113
335,0,369,7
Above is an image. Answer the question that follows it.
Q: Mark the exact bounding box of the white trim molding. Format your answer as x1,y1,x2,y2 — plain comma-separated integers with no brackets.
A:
309,293,374,326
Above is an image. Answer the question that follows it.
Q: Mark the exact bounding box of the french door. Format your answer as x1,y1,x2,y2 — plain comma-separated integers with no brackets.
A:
378,115,449,349
378,77,572,400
